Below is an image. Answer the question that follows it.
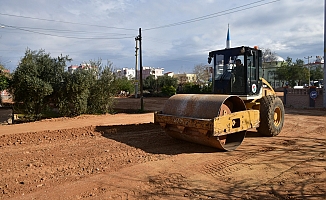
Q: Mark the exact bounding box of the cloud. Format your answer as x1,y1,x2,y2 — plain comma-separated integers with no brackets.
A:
0,0,324,73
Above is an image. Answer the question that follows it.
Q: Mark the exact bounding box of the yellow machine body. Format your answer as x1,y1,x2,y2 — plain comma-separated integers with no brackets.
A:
154,46,285,151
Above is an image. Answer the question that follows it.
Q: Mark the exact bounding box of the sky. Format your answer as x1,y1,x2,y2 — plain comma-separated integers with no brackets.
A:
0,0,324,73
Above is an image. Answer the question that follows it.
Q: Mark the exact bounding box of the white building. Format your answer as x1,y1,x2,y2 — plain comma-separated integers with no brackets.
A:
164,72,174,77
173,73,197,84
307,56,324,70
116,68,136,80
262,55,285,88
315,56,324,64
140,66,164,79
68,63,97,74
116,66,164,80
304,56,324,86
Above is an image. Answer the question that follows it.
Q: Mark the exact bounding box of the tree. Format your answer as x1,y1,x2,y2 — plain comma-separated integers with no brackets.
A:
310,65,323,82
9,49,70,118
157,75,177,90
0,73,8,92
294,58,305,85
274,64,288,87
0,65,10,104
52,59,119,116
143,75,157,94
193,64,211,84
88,62,117,114
57,68,96,116
114,77,135,95
181,82,201,94
9,49,121,118
143,75,177,95
161,85,176,96
157,75,178,96
275,57,305,87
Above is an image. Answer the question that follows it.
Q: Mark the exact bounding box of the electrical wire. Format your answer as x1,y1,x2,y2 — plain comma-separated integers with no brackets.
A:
143,0,280,31
7,25,132,36
0,0,282,69
0,0,280,41
0,12,136,31
0,23,135,40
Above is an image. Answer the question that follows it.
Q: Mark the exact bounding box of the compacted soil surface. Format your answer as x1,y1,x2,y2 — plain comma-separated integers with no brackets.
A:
0,97,325,199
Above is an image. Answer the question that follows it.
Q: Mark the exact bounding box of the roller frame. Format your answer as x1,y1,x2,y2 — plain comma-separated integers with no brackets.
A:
154,109,260,137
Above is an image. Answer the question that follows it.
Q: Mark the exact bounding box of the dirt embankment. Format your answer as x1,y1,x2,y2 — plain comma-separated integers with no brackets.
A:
0,97,325,199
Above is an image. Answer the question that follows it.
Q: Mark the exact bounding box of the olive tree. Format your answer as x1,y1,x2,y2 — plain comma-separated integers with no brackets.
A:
10,49,70,118
58,60,119,116
114,77,135,95
157,75,178,89
143,75,157,94
157,75,177,96
87,62,117,114
143,75,178,95
57,69,96,116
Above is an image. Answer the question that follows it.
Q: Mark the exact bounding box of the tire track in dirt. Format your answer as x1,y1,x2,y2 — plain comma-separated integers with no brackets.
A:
0,123,175,199
242,151,326,199
200,155,253,177
192,131,323,180
140,172,217,199
194,145,277,178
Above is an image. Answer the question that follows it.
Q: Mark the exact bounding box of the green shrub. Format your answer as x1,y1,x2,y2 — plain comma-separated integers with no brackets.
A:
161,85,176,97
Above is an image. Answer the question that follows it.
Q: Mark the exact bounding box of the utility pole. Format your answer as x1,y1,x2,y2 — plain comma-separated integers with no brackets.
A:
134,38,139,98
304,56,312,85
136,28,144,111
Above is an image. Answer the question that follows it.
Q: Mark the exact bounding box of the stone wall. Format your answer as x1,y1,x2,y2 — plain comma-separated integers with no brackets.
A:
283,88,324,108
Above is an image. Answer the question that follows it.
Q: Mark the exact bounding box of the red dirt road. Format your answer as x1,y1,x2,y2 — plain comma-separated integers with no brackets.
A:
0,97,325,199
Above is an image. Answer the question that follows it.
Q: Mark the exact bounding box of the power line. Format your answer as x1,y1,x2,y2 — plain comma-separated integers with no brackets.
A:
0,23,135,40
143,0,280,31
7,26,132,36
0,1,280,40
0,0,283,71
0,12,136,31
147,0,275,55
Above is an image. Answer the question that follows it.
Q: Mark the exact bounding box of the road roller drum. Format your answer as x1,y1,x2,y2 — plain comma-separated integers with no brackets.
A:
154,94,260,151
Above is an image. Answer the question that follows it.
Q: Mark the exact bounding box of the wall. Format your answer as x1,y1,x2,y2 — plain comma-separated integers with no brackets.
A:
283,88,324,108
0,107,13,125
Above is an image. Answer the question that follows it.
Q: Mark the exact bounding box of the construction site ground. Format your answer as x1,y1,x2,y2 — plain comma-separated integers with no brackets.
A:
0,97,325,199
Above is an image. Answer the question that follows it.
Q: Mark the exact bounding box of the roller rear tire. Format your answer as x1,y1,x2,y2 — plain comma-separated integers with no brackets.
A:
257,95,285,136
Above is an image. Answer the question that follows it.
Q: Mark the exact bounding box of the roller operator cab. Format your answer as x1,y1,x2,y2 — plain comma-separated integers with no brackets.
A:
154,46,285,151
208,46,262,97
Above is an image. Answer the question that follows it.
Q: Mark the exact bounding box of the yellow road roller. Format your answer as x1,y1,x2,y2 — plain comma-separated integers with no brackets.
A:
154,46,285,151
